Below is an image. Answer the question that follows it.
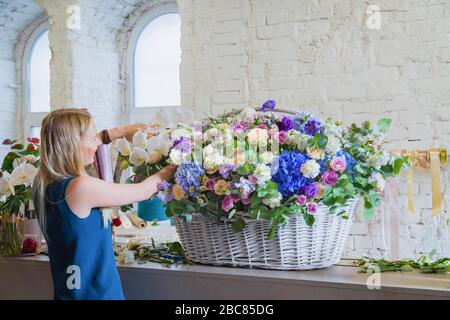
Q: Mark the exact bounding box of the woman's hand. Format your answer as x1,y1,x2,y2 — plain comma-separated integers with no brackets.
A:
108,123,158,141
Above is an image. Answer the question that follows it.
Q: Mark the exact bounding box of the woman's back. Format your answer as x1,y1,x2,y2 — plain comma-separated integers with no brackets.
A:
39,176,124,300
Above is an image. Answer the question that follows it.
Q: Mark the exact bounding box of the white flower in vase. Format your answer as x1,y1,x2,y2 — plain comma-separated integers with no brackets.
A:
115,138,131,156
0,172,15,198
10,162,38,187
129,147,149,166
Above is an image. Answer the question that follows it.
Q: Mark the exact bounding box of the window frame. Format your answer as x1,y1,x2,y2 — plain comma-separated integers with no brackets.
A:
17,16,50,139
123,1,181,124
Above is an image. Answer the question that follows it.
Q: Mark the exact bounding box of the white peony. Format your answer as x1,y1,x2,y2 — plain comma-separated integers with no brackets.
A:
0,172,15,197
300,160,321,179
254,164,272,185
132,130,147,149
115,138,131,156
262,191,283,209
10,163,38,187
129,147,149,166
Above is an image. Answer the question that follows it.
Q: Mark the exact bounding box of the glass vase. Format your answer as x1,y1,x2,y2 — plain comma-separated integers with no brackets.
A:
0,213,23,257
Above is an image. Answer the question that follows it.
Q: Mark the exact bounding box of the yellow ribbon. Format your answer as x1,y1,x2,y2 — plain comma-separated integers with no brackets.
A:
430,149,443,216
407,168,415,215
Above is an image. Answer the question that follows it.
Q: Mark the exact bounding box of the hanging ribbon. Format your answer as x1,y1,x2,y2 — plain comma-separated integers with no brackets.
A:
95,144,117,228
430,149,443,216
407,168,415,215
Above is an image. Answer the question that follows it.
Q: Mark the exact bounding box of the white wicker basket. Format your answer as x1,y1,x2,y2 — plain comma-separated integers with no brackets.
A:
173,198,359,270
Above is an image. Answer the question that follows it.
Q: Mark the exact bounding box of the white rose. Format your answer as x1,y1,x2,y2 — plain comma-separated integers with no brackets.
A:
169,149,184,165
171,128,192,141
306,146,325,160
254,164,272,185
115,138,131,156
260,151,275,165
203,155,224,171
10,163,38,187
247,128,268,145
262,191,283,209
129,147,149,166
132,130,147,149
325,135,341,155
300,160,321,179
289,131,310,151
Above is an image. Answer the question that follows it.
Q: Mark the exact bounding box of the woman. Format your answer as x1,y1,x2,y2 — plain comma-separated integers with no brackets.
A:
32,108,176,300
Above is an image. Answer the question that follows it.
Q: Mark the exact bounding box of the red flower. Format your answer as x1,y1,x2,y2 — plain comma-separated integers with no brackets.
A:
22,238,39,254
27,144,35,151
2,139,11,145
27,137,40,144
112,217,122,227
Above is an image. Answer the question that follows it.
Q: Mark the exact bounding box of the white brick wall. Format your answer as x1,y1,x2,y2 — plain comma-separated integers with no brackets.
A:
179,0,450,259
0,0,448,259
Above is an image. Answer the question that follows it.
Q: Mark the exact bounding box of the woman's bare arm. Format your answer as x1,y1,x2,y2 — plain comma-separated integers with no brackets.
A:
65,165,176,218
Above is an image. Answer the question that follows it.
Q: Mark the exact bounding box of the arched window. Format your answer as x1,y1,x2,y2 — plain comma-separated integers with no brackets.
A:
18,18,50,138
123,2,181,123
134,13,181,108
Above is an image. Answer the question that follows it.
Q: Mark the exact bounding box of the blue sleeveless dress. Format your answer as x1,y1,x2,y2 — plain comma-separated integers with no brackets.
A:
38,176,125,300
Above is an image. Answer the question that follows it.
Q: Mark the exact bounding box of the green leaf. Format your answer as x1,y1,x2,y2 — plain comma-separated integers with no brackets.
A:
236,163,255,175
232,217,246,233
393,158,403,174
268,224,275,240
228,209,236,219
377,118,392,132
303,212,315,227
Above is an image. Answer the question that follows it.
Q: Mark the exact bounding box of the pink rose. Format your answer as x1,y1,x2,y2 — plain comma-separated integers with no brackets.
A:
274,131,288,144
206,179,215,190
330,157,346,172
221,195,234,212
322,170,339,186
307,202,318,215
241,197,251,205
296,195,307,206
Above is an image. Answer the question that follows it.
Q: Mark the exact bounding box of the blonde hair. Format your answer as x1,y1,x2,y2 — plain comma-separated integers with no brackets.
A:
32,108,92,237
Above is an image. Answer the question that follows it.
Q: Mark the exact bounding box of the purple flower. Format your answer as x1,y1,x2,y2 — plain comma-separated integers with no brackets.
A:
296,195,307,205
307,202,318,215
173,136,193,153
241,197,251,205
322,170,339,186
219,164,236,179
301,183,319,199
157,181,174,202
274,131,288,144
235,177,256,195
248,175,258,184
278,116,294,131
221,195,235,212
175,163,205,195
206,179,215,190
233,123,247,133
304,117,322,136
261,100,276,112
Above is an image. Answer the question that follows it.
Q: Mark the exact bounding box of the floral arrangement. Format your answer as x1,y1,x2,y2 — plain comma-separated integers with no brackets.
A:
115,101,408,239
0,138,40,217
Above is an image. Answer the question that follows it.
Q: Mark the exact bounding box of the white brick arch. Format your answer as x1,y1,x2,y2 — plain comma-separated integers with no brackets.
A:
118,0,181,125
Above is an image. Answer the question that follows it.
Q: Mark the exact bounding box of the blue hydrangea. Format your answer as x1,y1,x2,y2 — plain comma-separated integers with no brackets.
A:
175,163,206,196
272,151,309,196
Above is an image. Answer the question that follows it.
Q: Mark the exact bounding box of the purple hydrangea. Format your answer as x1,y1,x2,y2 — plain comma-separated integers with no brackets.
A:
175,163,206,196
261,100,276,112
173,136,193,153
219,164,236,179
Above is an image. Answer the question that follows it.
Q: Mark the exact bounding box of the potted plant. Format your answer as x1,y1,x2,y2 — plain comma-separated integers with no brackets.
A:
0,137,40,256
